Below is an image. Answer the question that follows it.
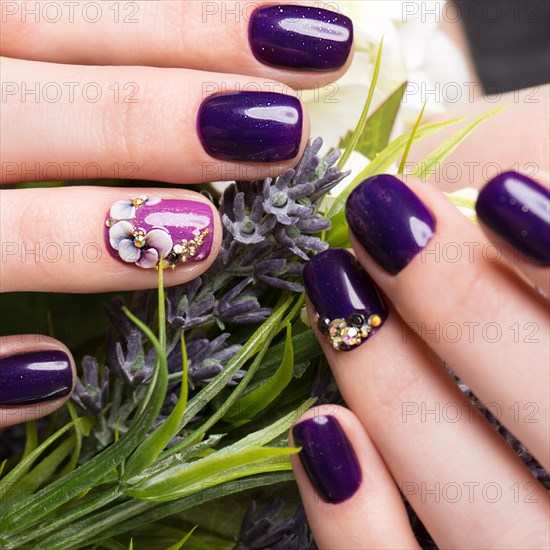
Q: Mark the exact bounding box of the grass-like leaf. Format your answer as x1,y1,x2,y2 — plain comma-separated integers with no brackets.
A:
0,270,168,534
0,416,90,495
122,331,188,481
411,105,507,180
340,81,407,161
398,99,427,174
124,446,299,502
22,421,38,459
224,324,294,422
337,37,384,169
166,525,198,550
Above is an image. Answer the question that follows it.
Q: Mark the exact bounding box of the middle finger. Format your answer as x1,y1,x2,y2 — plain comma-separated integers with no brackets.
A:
1,57,309,184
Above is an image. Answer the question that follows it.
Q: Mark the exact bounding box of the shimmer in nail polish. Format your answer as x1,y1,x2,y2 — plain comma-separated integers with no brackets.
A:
345,175,436,274
0,350,73,406
293,415,361,503
197,91,302,162
303,248,387,351
249,5,353,71
105,197,214,269
476,171,550,266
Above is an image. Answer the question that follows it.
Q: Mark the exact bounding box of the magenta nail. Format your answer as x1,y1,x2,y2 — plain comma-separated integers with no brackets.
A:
105,197,214,269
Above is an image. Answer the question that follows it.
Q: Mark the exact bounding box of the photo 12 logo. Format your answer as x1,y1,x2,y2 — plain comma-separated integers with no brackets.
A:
1,2,141,24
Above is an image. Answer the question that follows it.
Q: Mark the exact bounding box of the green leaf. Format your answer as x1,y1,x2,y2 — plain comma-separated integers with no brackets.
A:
338,37,384,169
224,324,294,422
22,421,38,459
125,446,299,502
398,99,427,174
325,118,462,249
174,294,294,434
166,525,198,550
0,270,168,533
340,82,407,160
9,437,74,503
328,117,461,219
123,331,188,481
0,416,88,492
411,105,507,180
60,402,91,476
33,473,293,550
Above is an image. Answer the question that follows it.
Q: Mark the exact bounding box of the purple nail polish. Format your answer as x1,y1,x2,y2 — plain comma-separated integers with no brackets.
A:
105,196,214,269
197,91,302,163
303,248,387,352
249,5,353,71
346,175,436,274
0,350,73,406
293,415,361,504
476,171,550,266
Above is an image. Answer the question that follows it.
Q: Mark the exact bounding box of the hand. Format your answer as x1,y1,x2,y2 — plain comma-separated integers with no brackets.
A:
290,171,549,548
0,1,354,427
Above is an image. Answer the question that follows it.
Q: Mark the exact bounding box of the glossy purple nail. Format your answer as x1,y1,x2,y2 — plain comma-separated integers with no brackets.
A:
105,196,214,269
249,5,353,71
303,248,387,352
197,91,302,162
293,415,361,503
346,175,436,274
0,350,73,406
476,171,550,266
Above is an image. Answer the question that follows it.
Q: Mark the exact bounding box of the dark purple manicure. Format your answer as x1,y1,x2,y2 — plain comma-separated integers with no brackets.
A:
476,171,550,266
249,5,353,71
0,350,73,406
197,91,302,162
345,175,436,274
106,196,214,269
303,249,387,352
293,415,361,503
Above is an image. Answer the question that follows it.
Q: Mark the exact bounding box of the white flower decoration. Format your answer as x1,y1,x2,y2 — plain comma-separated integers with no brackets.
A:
109,220,173,269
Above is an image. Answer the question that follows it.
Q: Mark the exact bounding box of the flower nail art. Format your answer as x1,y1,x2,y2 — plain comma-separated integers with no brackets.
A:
105,197,214,269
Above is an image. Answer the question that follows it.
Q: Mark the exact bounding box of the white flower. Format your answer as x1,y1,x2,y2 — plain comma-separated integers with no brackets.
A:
109,221,173,269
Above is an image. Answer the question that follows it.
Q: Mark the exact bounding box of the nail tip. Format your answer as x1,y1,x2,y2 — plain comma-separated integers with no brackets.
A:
0,350,73,407
105,197,215,270
477,171,550,265
249,5,354,71
304,249,388,352
292,415,362,504
197,91,303,163
346,174,436,274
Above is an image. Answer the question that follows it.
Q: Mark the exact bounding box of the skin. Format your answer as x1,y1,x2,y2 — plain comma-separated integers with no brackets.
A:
1,2,548,547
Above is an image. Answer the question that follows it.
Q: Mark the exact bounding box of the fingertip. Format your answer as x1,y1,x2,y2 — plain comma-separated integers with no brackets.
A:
290,405,419,549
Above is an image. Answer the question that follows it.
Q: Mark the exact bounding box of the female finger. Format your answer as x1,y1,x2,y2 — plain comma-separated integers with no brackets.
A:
290,405,419,549
302,249,549,549
345,174,550,470
0,186,221,292
1,57,309,184
0,1,353,89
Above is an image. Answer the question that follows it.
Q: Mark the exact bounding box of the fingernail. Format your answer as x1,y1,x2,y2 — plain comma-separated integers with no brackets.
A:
249,5,353,71
197,91,303,162
293,415,361,503
0,350,73,406
105,196,214,269
346,175,436,274
476,171,550,266
303,248,387,352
